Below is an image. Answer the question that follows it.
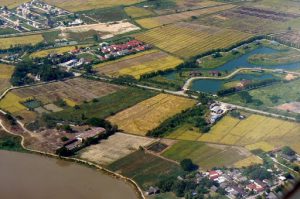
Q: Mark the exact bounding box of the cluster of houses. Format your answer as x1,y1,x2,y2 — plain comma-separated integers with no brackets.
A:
98,40,152,61
62,127,106,151
209,102,232,124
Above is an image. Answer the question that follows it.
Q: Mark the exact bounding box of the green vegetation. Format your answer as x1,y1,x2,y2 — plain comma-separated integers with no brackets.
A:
50,87,156,123
107,150,185,189
78,6,128,22
0,131,26,152
282,146,296,156
135,0,177,10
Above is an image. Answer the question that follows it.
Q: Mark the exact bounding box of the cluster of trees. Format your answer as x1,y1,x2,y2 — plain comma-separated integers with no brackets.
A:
11,59,73,86
147,105,210,137
243,165,272,181
217,78,280,97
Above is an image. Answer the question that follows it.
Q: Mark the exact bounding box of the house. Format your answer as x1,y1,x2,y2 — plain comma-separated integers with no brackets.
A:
145,186,160,195
76,127,106,141
246,180,266,193
208,170,222,180
211,106,224,115
189,71,202,77
210,71,221,76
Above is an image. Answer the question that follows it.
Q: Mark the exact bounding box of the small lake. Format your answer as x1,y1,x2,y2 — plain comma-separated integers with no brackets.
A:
191,73,274,94
0,150,138,199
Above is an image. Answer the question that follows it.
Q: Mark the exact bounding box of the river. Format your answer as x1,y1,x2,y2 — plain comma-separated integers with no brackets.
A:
0,150,138,199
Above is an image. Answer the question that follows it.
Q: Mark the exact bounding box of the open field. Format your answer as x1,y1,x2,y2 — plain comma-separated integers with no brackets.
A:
135,4,236,29
51,87,156,122
199,115,300,153
44,0,143,12
30,45,83,58
0,34,44,50
124,6,155,18
135,23,252,59
79,133,155,165
196,7,300,34
0,78,123,123
108,94,196,135
234,155,263,168
0,0,28,9
162,141,251,170
95,50,183,79
107,150,184,189
0,64,14,94
274,30,300,47
245,0,300,14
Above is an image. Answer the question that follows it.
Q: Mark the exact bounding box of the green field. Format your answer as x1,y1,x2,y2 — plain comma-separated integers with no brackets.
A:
107,150,184,189
0,131,26,152
162,141,249,170
51,87,156,122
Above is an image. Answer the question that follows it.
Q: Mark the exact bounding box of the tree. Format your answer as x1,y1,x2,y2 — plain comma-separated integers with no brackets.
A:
180,159,197,171
238,91,253,103
62,125,73,133
282,146,296,156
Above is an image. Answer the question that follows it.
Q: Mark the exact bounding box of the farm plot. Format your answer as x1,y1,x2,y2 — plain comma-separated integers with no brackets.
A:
199,114,300,153
44,0,143,12
275,31,300,47
124,6,155,18
107,150,184,189
245,0,300,15
79,133,155,165
0,0,28,9
135,23,252,59
108,94,196,135
95,50,183,79
30,45,82,58
162,141,252,170
0,34,44,50
0,64,14,94
136,4,236,29
0,78,123,122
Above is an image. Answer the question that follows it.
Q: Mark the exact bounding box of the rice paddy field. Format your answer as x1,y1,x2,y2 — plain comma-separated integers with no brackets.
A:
94,50,183,79
135,4,236,29
124,6,155,19
0,78,123,123
0,34,44,50
162,141,252,170
108,94,196,135
0,64,14,94
30,45,84,58
44,0,143,12
135,23,252,59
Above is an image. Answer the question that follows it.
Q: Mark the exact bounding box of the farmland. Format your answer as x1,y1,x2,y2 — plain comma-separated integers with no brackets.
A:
245,0,300,14
0,34,44,50
162,141,252,170
94,50,183,79
79,133,154,165
107,150,184,189
30,45,82,58
199,114,300,153
0,78,123,123
51,87,156,122
0,64,14,94
274,30,300,47
135,23,252,59
108,94,196,135
135,4,236,29
124,6,155,19
0,0,28,9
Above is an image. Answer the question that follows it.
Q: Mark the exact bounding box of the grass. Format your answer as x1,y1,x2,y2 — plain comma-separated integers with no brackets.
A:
234,155,263,168
0,64,14,94
0,131,26,152
78,6,129,22
30,46,79,58
0,34,44,50
107,94,196,135
44,0,143,12
42,31,60,43
0,0,28,9
124,6,155,19
162,140,249,169
107,150,185,189
135,23,252,59
0,27,19,35
51,87,156,122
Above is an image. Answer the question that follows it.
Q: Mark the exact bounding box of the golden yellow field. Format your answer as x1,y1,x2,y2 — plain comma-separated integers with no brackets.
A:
0,35,44,50
234,155,263,168
124,6,154,18
95,50,183,79
136,4,236,29
0,93,27,114
198,115,300,153
44,0,143,11
30,46,79,58
135,23,252,59
108,94,196,135
0,0,28,9
0,64,14,94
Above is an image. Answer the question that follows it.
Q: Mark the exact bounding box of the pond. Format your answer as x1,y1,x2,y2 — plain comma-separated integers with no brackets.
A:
0,150,138,199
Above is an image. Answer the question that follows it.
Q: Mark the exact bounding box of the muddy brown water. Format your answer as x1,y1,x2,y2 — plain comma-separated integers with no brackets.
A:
0,150,138,199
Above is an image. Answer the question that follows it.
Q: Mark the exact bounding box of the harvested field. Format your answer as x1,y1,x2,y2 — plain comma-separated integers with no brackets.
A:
245,0,300,15
0,34,44,50
162,141,252,170
0,64,14,94
245,142,275,152
95,50,183,79
108,94,196,135
44,0,143,12
136,4,236,29
0,0,28,9
275,31,300,47
234,155,263,168
135,22,252,59
276,102,300,114
199,115,300,154
124,6,155,18
107,150,184,189
175,0,225,10
0,78,123,122
79,133,155,165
